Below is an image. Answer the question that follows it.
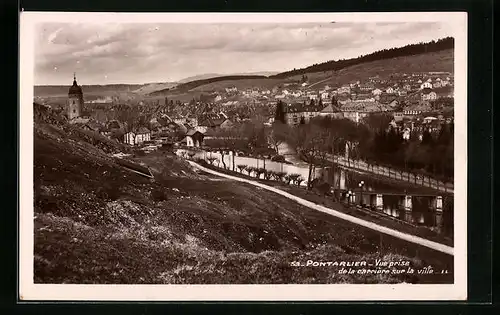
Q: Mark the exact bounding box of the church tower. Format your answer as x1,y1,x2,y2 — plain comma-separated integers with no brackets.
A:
67,73,84,120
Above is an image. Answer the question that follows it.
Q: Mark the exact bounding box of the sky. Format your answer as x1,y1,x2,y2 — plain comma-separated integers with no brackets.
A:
34,22,453,85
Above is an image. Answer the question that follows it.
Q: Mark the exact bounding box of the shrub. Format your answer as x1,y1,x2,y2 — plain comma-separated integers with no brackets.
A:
237,164,247,173
207,157,217,165
274,171,287,181
263,170,274,180
246,166,257,177
295,176,304,187
255,168,266,179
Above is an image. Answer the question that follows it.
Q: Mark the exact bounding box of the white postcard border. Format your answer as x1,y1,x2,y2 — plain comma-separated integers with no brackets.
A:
19,11,468,301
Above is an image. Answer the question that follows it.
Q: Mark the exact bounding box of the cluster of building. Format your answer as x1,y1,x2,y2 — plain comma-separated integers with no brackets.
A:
51,71,455,150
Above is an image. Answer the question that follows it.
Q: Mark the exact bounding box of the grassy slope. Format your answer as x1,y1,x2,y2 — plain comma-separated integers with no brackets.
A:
293,49,454,89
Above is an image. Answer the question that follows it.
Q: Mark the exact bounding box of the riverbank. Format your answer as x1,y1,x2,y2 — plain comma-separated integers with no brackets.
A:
192,160,453,247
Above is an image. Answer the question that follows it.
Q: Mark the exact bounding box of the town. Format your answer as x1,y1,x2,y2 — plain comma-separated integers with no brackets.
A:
35,68,454,186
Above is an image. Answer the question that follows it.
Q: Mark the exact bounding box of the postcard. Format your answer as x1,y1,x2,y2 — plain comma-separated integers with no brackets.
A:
19,11,467,301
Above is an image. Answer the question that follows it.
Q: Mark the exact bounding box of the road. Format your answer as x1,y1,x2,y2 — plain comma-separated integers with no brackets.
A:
187,160,454,256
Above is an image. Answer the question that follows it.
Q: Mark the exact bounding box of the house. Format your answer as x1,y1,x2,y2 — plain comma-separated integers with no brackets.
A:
421,89,438,101
123,127,151,146
372,88,383,96
318,103,343,119
284,102,323,126
124,131,136,145
337,85,351,94
181,130,205,147
359,83,375,92
135,127,151,144
379,93,398,105
321,92,330,99
420,82,433,89
403,84,412,91
214,95,223,102
385,87,395,94
340,100,390,124
432,81,442,88
219,119,234,130
225,87,238,93
197,115,230,133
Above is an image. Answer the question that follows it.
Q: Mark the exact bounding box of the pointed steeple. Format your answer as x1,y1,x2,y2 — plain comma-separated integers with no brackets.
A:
68,72,83,95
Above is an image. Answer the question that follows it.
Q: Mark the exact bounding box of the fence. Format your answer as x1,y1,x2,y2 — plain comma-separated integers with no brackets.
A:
176,148,323,186
332,155,454,193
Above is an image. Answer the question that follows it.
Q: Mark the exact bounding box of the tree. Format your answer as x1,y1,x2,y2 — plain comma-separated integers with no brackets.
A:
363,113,394,133
332,95,338,107
274,100,286,124
266,122,288,154
287,123,330,189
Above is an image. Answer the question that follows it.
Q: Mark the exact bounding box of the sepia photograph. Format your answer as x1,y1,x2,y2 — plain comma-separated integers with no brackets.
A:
19,12,467,301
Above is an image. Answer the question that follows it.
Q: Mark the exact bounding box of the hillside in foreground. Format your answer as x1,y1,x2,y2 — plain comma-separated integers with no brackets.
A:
33,110,453,284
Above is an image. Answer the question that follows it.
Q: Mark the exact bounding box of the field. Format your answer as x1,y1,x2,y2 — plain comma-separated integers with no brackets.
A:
33,116,453,284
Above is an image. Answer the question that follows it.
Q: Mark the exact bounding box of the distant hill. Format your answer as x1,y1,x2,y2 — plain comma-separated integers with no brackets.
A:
132,82,178,95
272,37,454,79
150,75,269,96
177,71,279,84
176,73,223,84
293,49,454,90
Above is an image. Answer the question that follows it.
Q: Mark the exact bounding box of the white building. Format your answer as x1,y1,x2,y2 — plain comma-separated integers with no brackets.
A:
420,82,433,89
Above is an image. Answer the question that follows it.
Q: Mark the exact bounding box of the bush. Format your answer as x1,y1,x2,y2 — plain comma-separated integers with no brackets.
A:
263,170,274,180
207,157,217,165
256,168,266,178
274,171,287,181
246,166,257,177
236,164,247,173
